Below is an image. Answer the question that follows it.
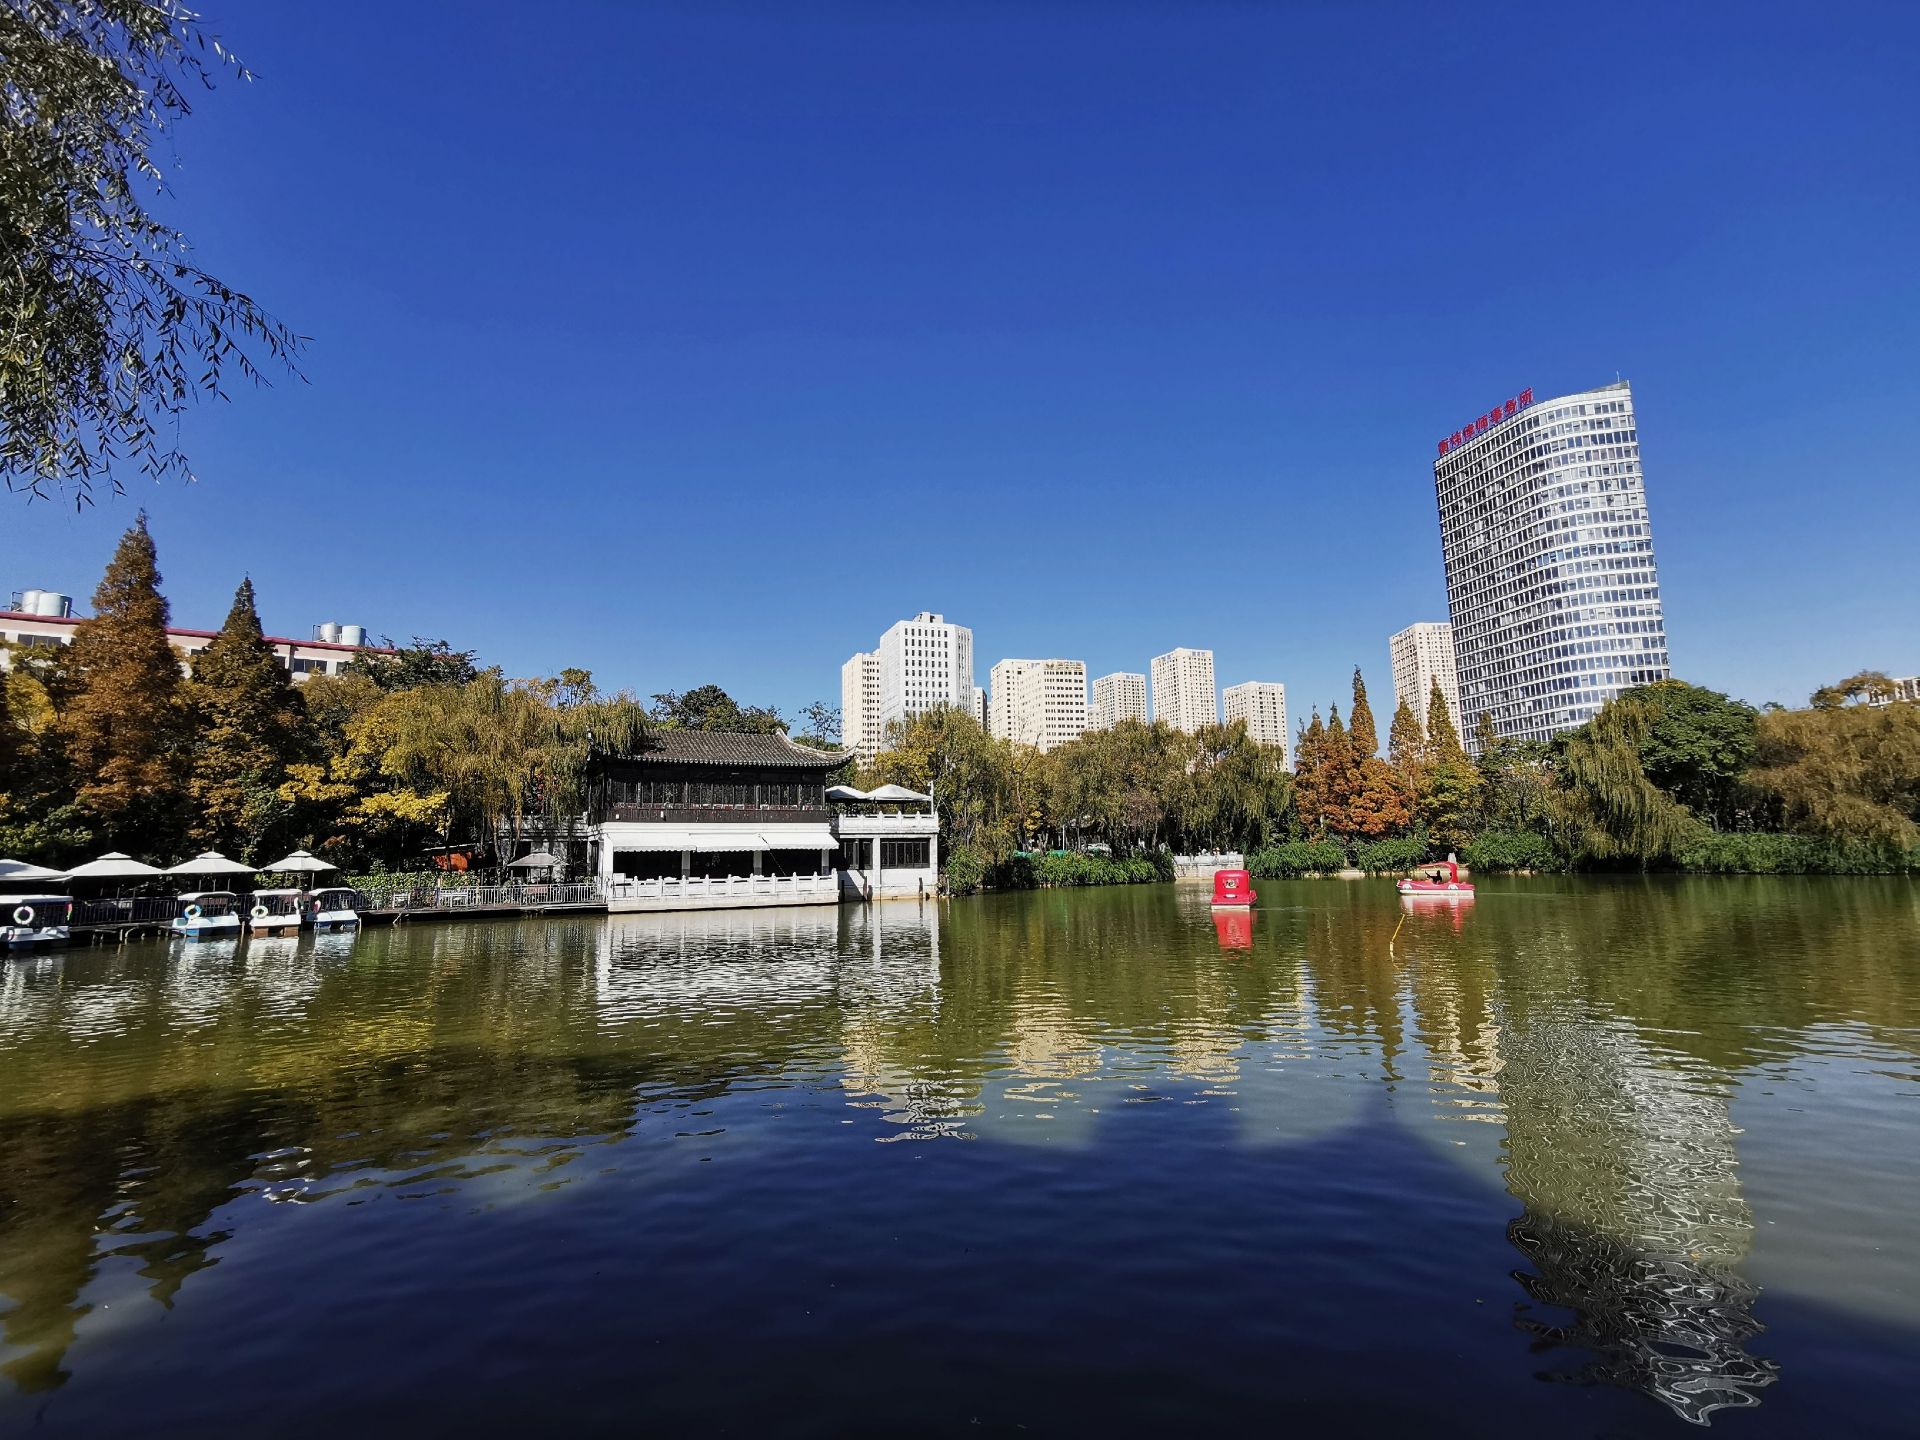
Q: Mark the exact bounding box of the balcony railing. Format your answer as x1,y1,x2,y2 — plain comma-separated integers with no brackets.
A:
601,804,832,824
360,881,601,911
605,873,841,904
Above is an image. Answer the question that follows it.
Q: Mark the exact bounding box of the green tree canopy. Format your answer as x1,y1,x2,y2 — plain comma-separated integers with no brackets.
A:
1749,688,1919,850
649,684,786,734
1621,680,1758,830
2,1,300,504
348,638,480,692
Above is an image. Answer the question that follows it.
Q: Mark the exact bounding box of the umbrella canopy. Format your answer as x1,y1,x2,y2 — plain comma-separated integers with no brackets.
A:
507,850,562,869
0,858,68,884
165,850,259,877
64,851,164,879
260,850,339,874
867,784,932,803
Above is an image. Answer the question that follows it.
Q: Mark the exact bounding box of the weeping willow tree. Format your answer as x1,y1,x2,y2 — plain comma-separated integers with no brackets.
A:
1552,693,1701,864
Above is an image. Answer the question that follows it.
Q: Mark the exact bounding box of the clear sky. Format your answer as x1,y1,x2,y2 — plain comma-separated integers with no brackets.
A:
5,1,1917,724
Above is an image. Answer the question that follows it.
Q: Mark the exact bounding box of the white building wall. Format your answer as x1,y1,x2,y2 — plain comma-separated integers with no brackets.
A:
1434,381,1670,753
0,609,385,682
1150,648,1217,733
972,686,988,728
1223,681,1288,752
841,651,884,760
989,658,1087,752
1389,622,1463,736
876,611,973,738
1090,671,1148,730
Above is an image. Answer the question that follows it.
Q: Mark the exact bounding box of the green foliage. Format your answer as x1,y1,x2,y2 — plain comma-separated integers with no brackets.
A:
1671,831,1917,875
650,684,785,734
2,2,300,504
942,843,988,896
1031,852,1168,887
1552,692,1703,865
1809,671,1896,709
1461,829,1561,873
347,639,480,692
1747,695,1920,851
1353,836,1428,874
185,578,307,854
1247,839,1348,878
1621,680,1758,830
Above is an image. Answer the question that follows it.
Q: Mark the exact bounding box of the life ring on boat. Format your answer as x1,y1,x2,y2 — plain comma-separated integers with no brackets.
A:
184,903,203,919
250,904,270,919
12,904,33,926
1447,883,1458,891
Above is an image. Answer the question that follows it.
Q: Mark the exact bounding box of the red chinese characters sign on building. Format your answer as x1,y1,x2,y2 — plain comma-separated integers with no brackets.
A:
1437,387,1534,457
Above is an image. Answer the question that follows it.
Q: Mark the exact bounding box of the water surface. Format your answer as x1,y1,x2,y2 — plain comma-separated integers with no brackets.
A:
1,877,1916,1436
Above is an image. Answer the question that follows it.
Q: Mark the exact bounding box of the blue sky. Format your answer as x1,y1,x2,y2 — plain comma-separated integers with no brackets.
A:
5,0,1917,722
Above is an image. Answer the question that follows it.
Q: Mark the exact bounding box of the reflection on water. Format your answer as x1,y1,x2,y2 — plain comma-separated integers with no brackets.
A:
0,880,1917,1432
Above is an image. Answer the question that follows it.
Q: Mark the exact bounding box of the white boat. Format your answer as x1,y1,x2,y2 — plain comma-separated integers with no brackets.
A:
170,891,244,940
308,886,362,932
4,895,73,949
249,888,305,935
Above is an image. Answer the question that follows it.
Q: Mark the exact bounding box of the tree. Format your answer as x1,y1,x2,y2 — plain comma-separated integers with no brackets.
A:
184,577,307,854
1474,712,1554,835
865,706,1009,853
796,700,841,748
348,638,480,692
1417,678,1480,851
1809,671,1896,710
1387,696,1424,781
1749,691,1920,850
1176,721,1294,851
58,511,185,852
649,684,785,734
1622,680,1758,830
1348,668,1380,757
1552,695,1700,864
2,2,301,504
1293,709,1333,835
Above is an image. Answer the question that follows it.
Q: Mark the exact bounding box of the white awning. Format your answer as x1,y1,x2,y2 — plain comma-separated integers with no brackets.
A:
605,826,837,854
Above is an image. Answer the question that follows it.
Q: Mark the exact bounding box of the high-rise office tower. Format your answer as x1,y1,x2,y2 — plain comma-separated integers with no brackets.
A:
874,612,975,735
1388,622,1462,737
1090,671,1148,730
988,658,1088,752
1434,381,1670,751
1150,648,1217,733
1222,681,1288,752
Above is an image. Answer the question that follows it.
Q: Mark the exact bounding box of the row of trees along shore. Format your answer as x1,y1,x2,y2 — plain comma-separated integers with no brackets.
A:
862,666,1920,891
0,516,839,878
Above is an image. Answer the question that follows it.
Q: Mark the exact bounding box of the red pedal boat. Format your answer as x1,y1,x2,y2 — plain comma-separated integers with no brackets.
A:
1397,857,1474,899
1211,869,1257,908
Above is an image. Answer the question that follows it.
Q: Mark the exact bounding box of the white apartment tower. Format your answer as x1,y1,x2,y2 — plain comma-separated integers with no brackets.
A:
840,651,884,761
972,686,989,728
1388,622,1463,737
1434,381,1670,752
1090,671,1148,730
868,611,975,738
1223,681,1288,752
988,658,1088,752
1150,648,1217,733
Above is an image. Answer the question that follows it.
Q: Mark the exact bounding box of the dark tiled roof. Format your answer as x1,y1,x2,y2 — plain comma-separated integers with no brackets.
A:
636,729,853,768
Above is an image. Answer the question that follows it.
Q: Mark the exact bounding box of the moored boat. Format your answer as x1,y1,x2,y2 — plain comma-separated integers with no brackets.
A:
1396,856,1474,900
307,886,362,932
1211,868,1258,909
171,891,244,939
4,895,73,949
249,889,306,935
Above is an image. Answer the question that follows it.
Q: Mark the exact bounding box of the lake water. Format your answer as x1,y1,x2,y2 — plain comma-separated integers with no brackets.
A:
1,878,1916,1436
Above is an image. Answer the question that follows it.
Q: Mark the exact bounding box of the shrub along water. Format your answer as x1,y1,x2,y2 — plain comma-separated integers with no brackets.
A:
1246,840,1349,879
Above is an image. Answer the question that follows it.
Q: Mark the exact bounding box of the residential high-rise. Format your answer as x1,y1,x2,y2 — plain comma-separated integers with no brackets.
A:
1389,622,1462,737
988,658,1088,752
841,651,884,761
1222,681,1288,752
972,686,989,728
874,611,975,736
1433,380,1670,751
1090,671,1148,730
1150,648,1216,733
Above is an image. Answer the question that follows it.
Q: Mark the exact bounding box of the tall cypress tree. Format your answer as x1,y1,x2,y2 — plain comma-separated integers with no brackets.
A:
1419,678,1481,850
1426,679,1468,764
1349,668,1379,757
187,578,307,854
60,512,187,854
1388,696,1425,781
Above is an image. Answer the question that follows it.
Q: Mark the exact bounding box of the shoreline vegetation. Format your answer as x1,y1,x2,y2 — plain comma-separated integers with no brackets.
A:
5,518,1916,895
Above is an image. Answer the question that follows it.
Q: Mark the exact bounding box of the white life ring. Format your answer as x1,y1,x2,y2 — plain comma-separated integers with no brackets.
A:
251,904,270,919
1447,883,1458,890
184,903,203,919
11,905,33,926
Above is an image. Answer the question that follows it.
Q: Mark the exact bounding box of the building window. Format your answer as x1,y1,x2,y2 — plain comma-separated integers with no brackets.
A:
881,838,930,869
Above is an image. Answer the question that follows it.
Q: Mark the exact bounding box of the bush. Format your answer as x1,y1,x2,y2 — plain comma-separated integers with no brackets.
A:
1461,830,1561,873
1246,839,1348,878
942,844,987,895
1353,837,1428,875
1672,832,1918,875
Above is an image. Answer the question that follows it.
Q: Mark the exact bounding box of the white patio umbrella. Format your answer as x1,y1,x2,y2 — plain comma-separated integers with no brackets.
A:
0,858,68,884
506,850,562,869
164,851,259,877
63,851,164,880
260,850,339,875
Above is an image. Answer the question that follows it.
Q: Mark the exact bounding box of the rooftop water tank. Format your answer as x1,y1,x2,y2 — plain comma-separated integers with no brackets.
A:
14,589,41,614
339,624,367,647
314,622,342,643
17,589,73,617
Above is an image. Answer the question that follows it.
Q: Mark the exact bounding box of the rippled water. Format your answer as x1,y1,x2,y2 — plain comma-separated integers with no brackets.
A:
1,878,1916,1436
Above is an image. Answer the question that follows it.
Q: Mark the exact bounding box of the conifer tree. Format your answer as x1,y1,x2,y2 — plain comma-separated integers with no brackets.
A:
1293,710,1330,834
1348,668,1379,757
1388,696,1425,780
186,578,307,854
60,513,187,854
1418,679,1481,850
1426,680,1468,765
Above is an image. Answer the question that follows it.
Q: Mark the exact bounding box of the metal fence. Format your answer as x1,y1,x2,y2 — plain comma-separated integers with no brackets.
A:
71,896,180,926
359,881,602,912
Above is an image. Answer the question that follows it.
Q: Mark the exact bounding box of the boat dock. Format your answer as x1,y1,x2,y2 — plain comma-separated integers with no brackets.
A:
361,882,606,924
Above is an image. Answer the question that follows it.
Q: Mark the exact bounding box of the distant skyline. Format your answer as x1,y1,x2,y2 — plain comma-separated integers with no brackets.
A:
4,2,1917,725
